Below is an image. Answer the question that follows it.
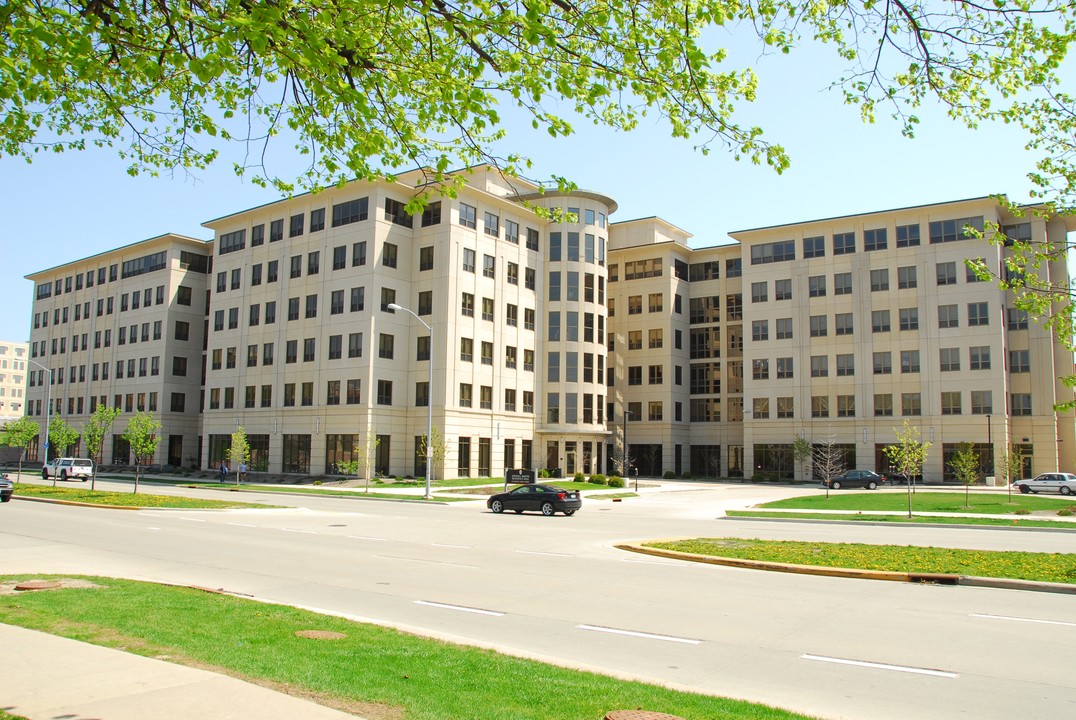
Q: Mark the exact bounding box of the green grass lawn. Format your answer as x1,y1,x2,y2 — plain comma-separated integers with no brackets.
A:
191,484,473,502
98,474,499,489
0,576,814,720
727,510,1076,528
760,491,1076,514
11,484,273,509
647,539,1076,584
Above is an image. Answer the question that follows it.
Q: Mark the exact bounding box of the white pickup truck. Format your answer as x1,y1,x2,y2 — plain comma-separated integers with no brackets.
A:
41,458,94,482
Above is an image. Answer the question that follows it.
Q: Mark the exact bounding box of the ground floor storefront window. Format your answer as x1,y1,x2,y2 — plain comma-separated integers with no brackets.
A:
282,434,311,473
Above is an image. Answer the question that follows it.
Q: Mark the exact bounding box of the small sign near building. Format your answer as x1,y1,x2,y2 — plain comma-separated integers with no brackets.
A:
505,468,536,485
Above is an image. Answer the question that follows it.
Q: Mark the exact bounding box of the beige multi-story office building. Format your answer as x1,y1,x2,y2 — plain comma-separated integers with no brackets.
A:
22,170,1076,481
200,167,613,476
0,340,29,423
608,196,1076,481
24,234,211,464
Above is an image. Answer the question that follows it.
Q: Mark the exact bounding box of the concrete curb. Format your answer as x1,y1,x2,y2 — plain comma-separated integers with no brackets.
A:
615,541,1076,595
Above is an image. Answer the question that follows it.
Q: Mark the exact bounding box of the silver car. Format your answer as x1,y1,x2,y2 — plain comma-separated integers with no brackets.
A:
1013,473,1076,496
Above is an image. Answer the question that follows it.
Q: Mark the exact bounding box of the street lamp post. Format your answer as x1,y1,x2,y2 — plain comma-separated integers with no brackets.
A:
623,408,635,491
986,414,992,483
387,303,434,500
27,359,53,468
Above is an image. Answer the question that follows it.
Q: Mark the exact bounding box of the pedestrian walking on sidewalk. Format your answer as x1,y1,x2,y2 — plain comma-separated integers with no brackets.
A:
239,462,247,483
219,461,229,483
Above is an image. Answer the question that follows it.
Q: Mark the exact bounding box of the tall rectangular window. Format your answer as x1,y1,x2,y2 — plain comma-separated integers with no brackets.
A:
459,203,477,229
832,232,855,255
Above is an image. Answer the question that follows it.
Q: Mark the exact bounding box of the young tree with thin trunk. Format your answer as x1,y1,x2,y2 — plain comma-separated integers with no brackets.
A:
792,436,813,483
884,420,932,518
336,459,359,485
950,442,982,509
45,418,80,486
48,417,79,456
813,439,846,500
123,412,161,494
997,444,1026,504
418,426,447,488
353,431,380,493
229,426,251,486
82,405,120,490
4,416,38,485
705,449,722,481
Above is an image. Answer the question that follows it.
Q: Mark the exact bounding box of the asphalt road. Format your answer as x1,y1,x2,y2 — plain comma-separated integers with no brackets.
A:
1,478,1074,720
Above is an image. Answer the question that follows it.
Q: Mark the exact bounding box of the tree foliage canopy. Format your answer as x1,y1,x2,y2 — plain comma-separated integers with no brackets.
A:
48,417,79,457
4,1,1074,204
884,420,930,481
81,405,120,465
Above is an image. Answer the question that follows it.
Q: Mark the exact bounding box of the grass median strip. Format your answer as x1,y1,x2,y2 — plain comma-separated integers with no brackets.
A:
726,510,1076,529
759,491,1076,515
0,576,814,720
12,485,272,509
646,538,1076,584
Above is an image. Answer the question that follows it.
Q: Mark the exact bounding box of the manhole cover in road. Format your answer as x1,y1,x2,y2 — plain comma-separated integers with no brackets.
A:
295,630,347,640
14,580,62,591
605,712,685,720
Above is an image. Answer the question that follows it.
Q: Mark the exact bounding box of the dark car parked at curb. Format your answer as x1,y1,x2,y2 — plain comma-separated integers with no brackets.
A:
824,470,886,490
487,484,582,516
1,473,13,502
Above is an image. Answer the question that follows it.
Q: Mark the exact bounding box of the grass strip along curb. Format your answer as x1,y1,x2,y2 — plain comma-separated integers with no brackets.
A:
10,485,273,510
756,491,1076,515
0,576,815,720
617,539,1076,595
726,510,1076,529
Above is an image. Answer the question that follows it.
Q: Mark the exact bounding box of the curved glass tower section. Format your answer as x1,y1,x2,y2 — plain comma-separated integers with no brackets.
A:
524,191,616,476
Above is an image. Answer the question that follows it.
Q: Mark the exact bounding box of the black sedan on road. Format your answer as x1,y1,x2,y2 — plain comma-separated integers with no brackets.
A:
824,470,886,490
1,474,12,503
487,484,582,516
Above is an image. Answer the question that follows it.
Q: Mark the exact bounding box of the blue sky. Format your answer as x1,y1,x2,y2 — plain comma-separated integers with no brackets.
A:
1,36,1050,343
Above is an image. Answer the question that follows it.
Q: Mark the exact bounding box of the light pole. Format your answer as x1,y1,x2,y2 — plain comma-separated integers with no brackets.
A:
27,358,52,467
623,408,635,491
986,414,992,484
387,303,434,500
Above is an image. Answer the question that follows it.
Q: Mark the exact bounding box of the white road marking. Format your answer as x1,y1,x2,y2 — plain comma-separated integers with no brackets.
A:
145,527,161,531
432,543,471,549
227,522,257,527
972,613,1076,628
802,653,958,678
376,554,479,569
414,600,504,617
578,624,701,645
516,549,572,557
282,528,318,534
348,535,388,542
178,517,206,522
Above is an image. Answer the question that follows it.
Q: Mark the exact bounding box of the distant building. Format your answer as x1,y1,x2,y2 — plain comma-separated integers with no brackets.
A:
23,169,1076,480
0,340,28,424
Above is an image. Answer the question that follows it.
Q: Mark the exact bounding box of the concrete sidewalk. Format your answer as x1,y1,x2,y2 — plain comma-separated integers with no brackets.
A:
0,623,363,720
